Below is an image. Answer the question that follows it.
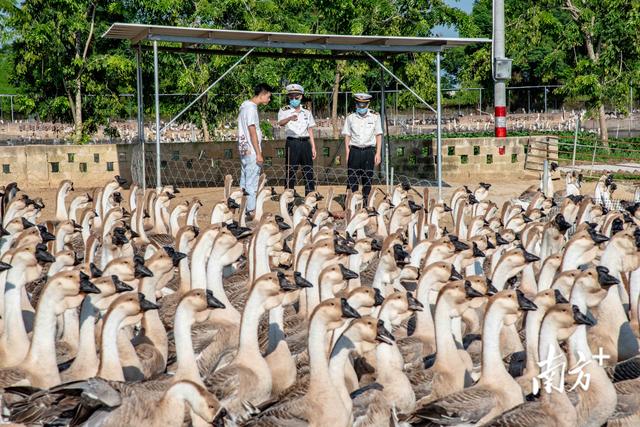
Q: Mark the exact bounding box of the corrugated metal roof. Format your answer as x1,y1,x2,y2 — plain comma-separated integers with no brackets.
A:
103,23,490,53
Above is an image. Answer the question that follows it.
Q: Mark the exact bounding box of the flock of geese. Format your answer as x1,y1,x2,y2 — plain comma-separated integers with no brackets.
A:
0,169,638,427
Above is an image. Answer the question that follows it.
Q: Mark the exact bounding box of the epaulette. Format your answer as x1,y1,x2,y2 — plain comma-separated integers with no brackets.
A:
281,106,291,111
369,110,378,115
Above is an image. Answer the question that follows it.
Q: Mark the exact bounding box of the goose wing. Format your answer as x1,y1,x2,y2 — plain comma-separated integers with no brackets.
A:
0,367,28,388
608,379,640,423
483,401,546,426
607,355,640,382
408,368,434,401
410,386,497,425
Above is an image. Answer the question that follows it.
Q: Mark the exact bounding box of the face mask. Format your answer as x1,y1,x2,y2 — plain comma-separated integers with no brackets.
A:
289,99,301,108
356,107,368,115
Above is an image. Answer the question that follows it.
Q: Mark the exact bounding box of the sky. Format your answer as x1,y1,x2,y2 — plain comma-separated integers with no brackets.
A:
436,0,475,37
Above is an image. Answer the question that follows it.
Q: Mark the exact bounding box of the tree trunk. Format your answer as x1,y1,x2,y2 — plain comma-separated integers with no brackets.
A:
331,62,343,139
598,103,609,147
201,107,210,142
74,79,83,143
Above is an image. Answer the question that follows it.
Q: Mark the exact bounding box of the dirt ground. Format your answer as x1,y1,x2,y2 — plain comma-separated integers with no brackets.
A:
17,172,638,223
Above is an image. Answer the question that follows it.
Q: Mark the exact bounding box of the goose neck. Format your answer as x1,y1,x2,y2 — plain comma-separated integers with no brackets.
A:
237,292,266,359
479,306,509,379
190,236,214,289
55,188,68,220
329,331,356,413
347,253,363,290
98,308,127,381
434,296,459,360
538,320,564,391
174,305,201,385
3,267,29,351
206,251,240,322
68,296,100,377
630,268,640,325
305,253,330,313
523,310,544,374
24,291,61,385
308,316,332,386
265,305,285,355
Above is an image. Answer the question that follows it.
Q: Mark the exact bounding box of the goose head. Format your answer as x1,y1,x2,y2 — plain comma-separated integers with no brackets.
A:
543,303,596,342
310,297,361,331
438,279,486,316
340,316,394,355
102,256,143,282
106,291,159,328
379,291,423,327
210,201,233,225
320,263,359,297
347,286,385,312
251,271,297,311
179,288,226,323
3,217,31,234
12,226,49,249
89,274,134,310
572,266,619,307
486,289,537,326
492,247,540,288
463,275,495,308
53,249,79,268
43,270,101,313
213,227,244,264
170,381,223,424
58,179,74,196
532,288,569,316
354,238,380,266
419,261,462,294
603,229,640,272
550,269,580,298
349,208,376,231
175,225,200,253
425,240,456,265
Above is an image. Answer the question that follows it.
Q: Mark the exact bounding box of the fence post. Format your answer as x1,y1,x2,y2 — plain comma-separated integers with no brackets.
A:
572,116,580,167
390,166,394,193
590,139,599,177
542,160,549,196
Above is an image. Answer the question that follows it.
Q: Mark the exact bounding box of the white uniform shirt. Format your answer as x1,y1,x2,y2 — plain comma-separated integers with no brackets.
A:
237,100,262,156
341,110,383,148
277,106,316,138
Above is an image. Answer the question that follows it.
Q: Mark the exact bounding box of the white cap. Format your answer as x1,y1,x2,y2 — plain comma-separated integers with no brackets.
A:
354,93,372,102
285,84,304,95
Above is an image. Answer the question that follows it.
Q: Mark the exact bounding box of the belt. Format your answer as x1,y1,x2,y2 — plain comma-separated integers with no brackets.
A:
286,136,310,141
350,145,375,150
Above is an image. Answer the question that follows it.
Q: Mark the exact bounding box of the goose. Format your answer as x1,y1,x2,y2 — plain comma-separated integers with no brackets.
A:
203,271,298,418
408,289,537,425
67,192,93,224
84,380,223,427
61,275,134,381
0,270,100,388
485,304,595,427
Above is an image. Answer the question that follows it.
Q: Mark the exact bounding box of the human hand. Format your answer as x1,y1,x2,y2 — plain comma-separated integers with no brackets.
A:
290,114,298,121
374,152,381,166
311,146,317,160
256,153,264,166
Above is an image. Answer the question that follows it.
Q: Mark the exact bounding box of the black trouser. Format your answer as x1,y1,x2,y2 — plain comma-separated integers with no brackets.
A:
285,137,315,194
347,146,375,202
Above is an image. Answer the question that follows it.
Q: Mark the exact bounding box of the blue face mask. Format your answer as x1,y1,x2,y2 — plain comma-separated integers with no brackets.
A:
356,107,368,115
289,99,301,108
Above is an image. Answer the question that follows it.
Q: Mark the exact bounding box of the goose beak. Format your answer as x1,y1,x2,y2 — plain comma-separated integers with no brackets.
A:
451,239,470,252
227,198,240,210
138,293,159,311
282,240,292,254
486,279,498,296
0,227,8,237
339,264,359,280
129,229,140,239
371,239,382,252
588,229,609,244
35,246,56,263
408,200,422,213
407,292,424,311
495,234,509,246
554,289,569,304
112,275,134,293
277,271,297,292
572,305,596,326
79,276,101,294
90,262,103,278
206,289,226,309
341,298,361,319
335,243,358,256
393,244,410,265
401,280,417,292
516,289,537,311
85,192,93,202
376,320,395,345
0,261,12,272
274,216,291,231
115,175,128,186
486,239,495,250
449,266,463,281
134,262,154,278
21,218,35,229
522,214,532,224
172,185,180,194
596,266,620,288
293,272,313,288
374,288,385,306
112,192,123,204
464,280,484,298
554,214,572,233
39,228,56,243
522,249,540,263
472,243,485,258
443,204,452,212
213,408,228,427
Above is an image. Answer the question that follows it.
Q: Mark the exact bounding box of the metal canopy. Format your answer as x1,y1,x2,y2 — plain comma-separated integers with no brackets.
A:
103,23,490,53
105,22,490,200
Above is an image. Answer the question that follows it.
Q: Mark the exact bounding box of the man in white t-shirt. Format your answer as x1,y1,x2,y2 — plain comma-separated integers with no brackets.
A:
277,84,317,195
237,83,273,219
342,92,382,203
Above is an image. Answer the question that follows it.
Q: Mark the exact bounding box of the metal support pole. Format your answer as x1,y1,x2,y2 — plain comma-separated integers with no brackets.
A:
10,96,14,122
380,68,390,192
479,89,482,114
436,51,443,202
527,89,531,113
542,160,549,196
494,0,507,137
590,140,598,176
136,45,146,190
572,116,580,167
160,48,254,133
153,41,161,189
544,87,548,113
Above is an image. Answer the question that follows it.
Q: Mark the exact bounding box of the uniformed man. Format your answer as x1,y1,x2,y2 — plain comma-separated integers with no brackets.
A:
342,93,382,203
277,84,317,195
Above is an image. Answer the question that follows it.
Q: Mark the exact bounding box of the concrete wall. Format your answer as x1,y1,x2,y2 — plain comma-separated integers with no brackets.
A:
1,135,556,188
